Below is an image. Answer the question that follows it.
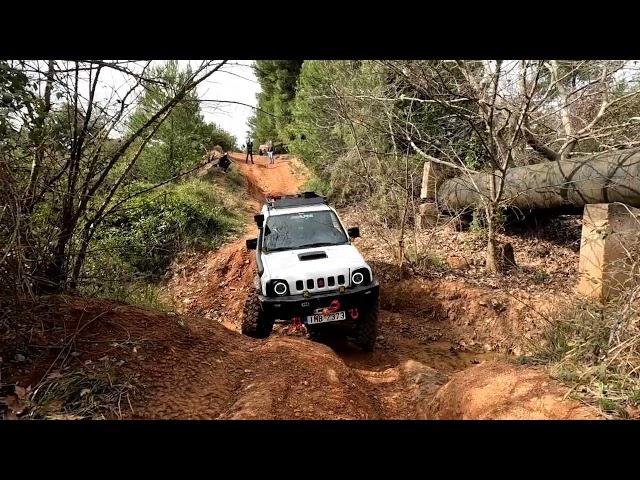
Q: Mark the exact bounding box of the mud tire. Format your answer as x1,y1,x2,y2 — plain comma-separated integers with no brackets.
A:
354,297,379,352
306,325,324,341
241,294,274,339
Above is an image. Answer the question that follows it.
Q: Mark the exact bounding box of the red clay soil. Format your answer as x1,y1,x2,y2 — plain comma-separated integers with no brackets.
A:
156,152,598,420
337,205,583,358
165,239,255,332
232,152,306,200
1,297,383,419
164,153,307,331
1,152,601,420
2,296,596,420
428,361,599,419
378,277,556,356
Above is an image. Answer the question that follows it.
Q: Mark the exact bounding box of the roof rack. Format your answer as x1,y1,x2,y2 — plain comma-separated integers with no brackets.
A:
266,192,326,209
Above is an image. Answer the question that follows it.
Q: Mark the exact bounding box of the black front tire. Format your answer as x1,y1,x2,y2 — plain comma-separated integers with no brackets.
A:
241,294,274,339
354,298,379,352
306,325,325,341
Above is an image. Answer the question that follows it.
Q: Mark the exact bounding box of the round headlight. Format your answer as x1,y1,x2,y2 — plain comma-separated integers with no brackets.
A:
352,271,365,285
273,281,288,295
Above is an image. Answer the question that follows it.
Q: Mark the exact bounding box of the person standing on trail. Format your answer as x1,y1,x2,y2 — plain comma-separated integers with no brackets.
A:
267,140,275,166
245,139,254,164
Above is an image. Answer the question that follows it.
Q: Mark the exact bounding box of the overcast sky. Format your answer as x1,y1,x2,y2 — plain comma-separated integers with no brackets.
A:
22,60,260,144
191,60,259,144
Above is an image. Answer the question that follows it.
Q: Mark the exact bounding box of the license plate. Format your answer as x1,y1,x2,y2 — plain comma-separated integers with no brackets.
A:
305,311,346,325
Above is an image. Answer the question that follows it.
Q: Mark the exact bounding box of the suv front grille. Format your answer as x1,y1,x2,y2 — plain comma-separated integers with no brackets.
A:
294,275,344,293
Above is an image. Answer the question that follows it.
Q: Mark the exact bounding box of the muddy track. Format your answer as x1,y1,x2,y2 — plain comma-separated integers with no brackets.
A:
1,154,600,420
152,153,600,420
162,153,472,418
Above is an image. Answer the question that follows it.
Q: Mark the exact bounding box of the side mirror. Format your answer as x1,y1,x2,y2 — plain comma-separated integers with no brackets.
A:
254,214,264,228
347,227,360,239
246,238,258,250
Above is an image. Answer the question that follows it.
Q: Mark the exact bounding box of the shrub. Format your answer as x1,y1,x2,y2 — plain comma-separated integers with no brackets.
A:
404,248,448,274
531,296,640,418
82,179,244,303
302,176,331,197
533,270,550,284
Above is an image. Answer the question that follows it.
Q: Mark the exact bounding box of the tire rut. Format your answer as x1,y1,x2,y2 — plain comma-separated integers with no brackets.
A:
151,152,594,420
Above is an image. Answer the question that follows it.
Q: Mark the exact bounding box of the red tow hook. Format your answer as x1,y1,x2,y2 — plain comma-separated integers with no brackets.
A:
349,308,359,320
322,299,341,316
292,316,302,329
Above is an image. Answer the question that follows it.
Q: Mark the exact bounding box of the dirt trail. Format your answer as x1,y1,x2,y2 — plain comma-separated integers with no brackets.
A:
232,152,303,200
165,153,305,332
1,153,600,420
153,152,599,419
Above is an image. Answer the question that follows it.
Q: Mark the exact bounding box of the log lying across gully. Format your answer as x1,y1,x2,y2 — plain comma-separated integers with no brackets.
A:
435,149,640,212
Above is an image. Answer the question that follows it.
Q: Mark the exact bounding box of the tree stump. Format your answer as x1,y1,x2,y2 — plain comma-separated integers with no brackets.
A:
499,242,517,270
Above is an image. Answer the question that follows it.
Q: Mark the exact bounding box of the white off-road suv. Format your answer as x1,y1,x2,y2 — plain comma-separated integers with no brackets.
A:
243,192,379,350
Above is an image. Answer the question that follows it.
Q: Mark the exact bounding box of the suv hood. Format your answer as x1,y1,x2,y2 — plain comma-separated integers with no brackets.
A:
262,244,370,293
264,244,365,270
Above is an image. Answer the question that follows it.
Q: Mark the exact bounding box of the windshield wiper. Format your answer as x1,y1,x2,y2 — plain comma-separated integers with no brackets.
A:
264,246,293,252
295,242,343,249
265,241,346,253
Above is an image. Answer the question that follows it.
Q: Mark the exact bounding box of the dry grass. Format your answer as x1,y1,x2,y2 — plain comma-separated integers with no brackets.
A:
26,367,141,419
528,284,640,418
0,296,150,420
531,226,640,418
404,248,449,275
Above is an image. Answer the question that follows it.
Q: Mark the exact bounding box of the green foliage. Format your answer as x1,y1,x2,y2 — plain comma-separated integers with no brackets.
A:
404,248,448,274
290,61,400,205
288,61,447,225
128,61,236,183
248,60,303,146
533,270,550,284
92,179,243,278
82,175,245,304
469,208,505,236
289,61,362,181
597,397,623,415
79,178,244,308
91,280,172,312
463,133,485,170
1,60,242,299
0,61,35,137
205,162,246,192
301,176,331,197
469,209,485,234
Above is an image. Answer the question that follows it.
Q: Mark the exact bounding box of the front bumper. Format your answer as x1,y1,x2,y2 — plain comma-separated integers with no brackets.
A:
258,281,379,322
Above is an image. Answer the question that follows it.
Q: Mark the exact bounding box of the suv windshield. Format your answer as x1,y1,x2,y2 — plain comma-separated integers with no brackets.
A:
263,210,349,252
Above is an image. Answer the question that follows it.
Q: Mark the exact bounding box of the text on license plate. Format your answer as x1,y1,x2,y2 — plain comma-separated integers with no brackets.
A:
305,311,346,324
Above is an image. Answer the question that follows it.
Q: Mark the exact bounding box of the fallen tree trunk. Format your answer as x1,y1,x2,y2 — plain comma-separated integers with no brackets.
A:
436,149,640,212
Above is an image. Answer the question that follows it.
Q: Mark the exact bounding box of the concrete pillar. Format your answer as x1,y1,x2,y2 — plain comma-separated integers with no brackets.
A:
421,162,436,200
421,161,454,200
577,203,640,302
416,202,439,230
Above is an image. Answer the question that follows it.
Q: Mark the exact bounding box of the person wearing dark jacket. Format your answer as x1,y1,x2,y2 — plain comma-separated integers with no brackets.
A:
218,153,231,172
245,139,254,164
